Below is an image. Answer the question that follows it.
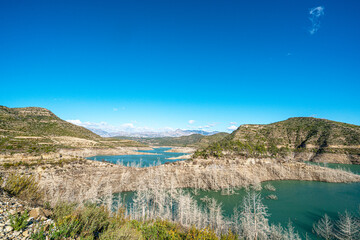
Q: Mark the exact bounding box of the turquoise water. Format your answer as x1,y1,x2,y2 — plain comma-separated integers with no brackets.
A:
89,151,360,238
116,181,360,239
305,161,360,174
192,181,360,239
87,147,188,167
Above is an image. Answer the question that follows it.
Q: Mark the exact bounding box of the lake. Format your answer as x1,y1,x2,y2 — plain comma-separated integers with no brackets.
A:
115,180,360,239
87,147,189,167
90,149,360,239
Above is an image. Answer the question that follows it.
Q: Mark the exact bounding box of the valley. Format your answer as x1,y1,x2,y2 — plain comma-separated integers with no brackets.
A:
1,106,360,239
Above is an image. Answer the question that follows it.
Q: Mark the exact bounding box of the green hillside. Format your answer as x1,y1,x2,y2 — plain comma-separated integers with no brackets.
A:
194,117,360,160
0,106,143,154
0,106,100,139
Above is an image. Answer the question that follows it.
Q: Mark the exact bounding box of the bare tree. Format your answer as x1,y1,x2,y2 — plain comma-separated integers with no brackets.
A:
313,214,334,240
335,211,359,240
269,224,284,240
239,191,270,240
283,221,301,240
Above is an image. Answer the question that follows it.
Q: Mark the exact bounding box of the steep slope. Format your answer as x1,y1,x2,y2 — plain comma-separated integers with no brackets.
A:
0,106,143,154
0,106,100,139
194,117,360,164
115,132,229,147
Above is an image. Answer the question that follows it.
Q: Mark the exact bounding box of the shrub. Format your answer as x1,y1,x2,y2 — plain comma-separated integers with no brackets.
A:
100,223,142,240
3,173,42,203
52,202,110,239
220,230,238,240
132,220,182,240
76,203,110,238
52,201,77,220
30,224,47,240
184,226,218,240
49,220,81,239
9,210,29,231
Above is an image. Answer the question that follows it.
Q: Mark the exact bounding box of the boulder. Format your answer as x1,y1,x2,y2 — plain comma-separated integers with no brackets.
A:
29,207,52,219
29,208,42,219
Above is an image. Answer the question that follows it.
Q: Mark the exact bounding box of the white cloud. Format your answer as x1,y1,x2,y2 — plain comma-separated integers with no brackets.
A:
67,119,165,133
67,119,82,125
309,6,325,35
198,125,211,130
113,108,118,111
188,120,195,124
230,122,237,125
67,120,115,131
67,119,219,134
227,125,238,131
195,122,217,130
121,123,135,129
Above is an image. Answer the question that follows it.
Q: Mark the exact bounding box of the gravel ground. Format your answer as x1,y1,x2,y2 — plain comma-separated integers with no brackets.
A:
0,191,54,240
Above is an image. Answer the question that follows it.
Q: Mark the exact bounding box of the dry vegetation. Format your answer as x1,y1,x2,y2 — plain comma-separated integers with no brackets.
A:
2,169,358,240
1,156,358,205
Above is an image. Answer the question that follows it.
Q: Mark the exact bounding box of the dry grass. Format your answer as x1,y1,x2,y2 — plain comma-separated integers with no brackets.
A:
1,172,43,204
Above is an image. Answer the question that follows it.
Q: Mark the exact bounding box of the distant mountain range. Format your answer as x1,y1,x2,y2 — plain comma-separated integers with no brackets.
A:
88,128,220,138
115,132,229,148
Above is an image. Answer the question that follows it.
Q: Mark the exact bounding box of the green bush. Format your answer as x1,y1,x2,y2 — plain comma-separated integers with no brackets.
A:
3,173,42,203
9,210,29,231
184,226,218,240
48,218,81,239
52,202,111,239
30,224,47,240
77,203,110,238
100,223,142,240
132,220,182,240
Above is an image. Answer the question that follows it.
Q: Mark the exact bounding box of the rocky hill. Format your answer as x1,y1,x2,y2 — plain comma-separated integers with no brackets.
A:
194,117,360,164
0,106,143,155
0,106,100,139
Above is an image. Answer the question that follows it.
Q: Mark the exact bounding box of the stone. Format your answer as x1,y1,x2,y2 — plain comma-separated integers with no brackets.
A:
42,209,52,217
22,230,29,237
29,207,51,219
9,209,16,215
4,226,13,232
29,208,42,219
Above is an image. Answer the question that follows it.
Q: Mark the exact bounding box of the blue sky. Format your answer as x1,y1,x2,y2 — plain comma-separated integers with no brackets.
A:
1,0,360,132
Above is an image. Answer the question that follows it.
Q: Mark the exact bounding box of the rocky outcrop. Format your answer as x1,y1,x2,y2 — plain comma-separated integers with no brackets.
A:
288,152,360,164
